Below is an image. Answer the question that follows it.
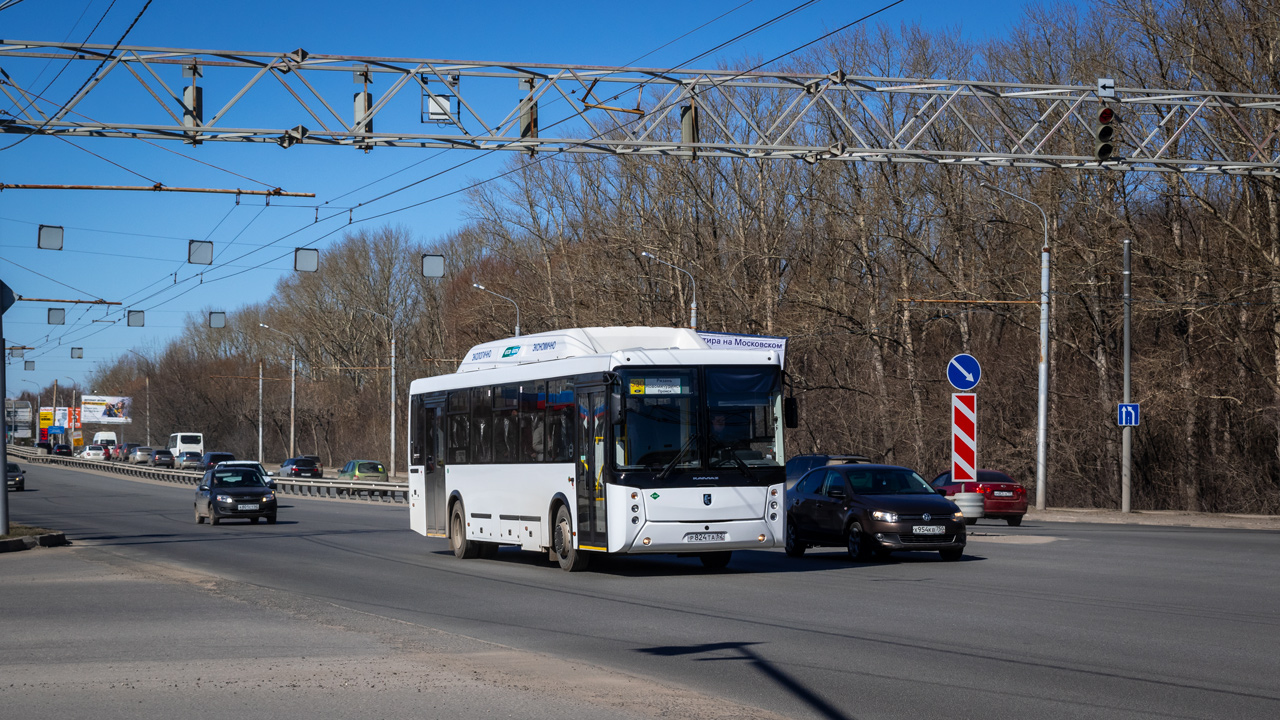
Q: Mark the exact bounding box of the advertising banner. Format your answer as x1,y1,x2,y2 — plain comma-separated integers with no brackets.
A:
81,395,133,424
55,406,68,427
70,407,81,429
5,400,32,425
39,407,53,428
697,332,789,367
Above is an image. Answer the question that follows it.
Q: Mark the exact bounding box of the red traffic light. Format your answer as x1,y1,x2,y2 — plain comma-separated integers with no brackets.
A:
1098,107,1114,124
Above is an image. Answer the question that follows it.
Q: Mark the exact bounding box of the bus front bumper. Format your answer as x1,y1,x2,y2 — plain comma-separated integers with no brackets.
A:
620,518,777,553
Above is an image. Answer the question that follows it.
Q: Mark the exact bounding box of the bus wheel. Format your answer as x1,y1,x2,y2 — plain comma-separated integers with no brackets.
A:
700,551,732,570
451,503,480,559
553,505,589,572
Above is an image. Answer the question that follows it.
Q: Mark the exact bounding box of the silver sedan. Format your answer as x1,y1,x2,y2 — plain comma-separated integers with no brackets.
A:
131,447,154,464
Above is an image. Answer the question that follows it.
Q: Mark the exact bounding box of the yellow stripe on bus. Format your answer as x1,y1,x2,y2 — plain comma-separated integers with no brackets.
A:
579,545,607,552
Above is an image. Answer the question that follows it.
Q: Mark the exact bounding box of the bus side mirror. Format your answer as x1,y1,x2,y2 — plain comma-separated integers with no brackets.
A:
784,397,799,429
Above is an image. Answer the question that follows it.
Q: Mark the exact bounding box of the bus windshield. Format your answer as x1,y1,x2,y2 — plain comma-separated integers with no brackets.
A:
617,370,700,471
615,366,782,473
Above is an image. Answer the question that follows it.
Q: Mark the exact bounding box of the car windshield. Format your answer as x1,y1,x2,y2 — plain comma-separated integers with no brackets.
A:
291,459,316,468
180,434,200,444
845,468,935,495
6,463,17,472
211,470,267,488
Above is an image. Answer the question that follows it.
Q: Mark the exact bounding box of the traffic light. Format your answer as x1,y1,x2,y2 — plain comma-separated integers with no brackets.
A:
1094,106,1116,162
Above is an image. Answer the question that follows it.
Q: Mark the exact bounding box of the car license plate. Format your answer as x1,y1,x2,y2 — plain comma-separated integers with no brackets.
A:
684,532,726,543
912,525,944,535
237,504,260,511
994,490,1014,497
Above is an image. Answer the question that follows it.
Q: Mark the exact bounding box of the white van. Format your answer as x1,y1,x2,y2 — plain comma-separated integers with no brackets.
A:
92,431,118,447
168,432,204,457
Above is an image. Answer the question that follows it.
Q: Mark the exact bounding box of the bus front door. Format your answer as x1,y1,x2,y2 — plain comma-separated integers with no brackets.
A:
411,397,447,537
576,388,607,551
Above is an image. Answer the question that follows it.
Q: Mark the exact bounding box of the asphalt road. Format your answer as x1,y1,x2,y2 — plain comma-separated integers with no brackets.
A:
5,462,1280,720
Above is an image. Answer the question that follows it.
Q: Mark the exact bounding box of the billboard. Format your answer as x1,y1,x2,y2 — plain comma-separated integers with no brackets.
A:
81,395,133,424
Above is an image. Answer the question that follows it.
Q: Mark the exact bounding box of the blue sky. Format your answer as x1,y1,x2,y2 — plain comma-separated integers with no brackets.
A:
2,0,1055,397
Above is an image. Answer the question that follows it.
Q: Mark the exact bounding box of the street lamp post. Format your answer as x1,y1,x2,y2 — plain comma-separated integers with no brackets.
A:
640,251,697,329
982,182,1050,511
356,308,397,480
259,324,298,459
471,283,520,337
64,377,78,449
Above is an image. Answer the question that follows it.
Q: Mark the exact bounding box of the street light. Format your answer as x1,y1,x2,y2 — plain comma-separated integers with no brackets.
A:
126,349,150,447
356,308,397,480
471,283,520,337
981,182,1050,510
259,323,299,459
640,251,697,329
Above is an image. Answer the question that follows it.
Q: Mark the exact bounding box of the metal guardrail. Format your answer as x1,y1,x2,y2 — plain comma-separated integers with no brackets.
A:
5,445,410,503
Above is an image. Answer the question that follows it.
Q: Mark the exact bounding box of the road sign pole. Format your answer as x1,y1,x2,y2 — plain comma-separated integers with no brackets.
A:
1,279,13,535
1122,237,1132,513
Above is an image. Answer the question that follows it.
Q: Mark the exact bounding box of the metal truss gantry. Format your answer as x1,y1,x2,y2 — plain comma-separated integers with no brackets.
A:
2,40,1279,175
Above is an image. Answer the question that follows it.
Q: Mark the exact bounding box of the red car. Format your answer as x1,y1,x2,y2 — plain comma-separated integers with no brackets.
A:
930,470,1028,526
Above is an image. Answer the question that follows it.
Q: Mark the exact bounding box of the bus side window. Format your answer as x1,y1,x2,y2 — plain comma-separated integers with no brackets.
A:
494,384,519,463
547,379,575,462
520,381,546,462
471,386,493,464
447,391,469,464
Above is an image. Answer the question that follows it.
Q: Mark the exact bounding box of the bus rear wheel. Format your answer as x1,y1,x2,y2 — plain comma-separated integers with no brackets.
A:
553,505,590,572
451,503,480,559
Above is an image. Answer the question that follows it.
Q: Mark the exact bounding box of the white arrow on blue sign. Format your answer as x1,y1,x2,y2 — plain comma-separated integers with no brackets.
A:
1118,403,1140,427
947,354,982,391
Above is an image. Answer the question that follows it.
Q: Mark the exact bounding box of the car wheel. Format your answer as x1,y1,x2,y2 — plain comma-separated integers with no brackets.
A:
266,514,277,524
964,517,978,526
1006,515,1023,527
450,503,480,559
195,506,204,524
700,551,732,570
553,505,589,571
846,523,871,562
939,547,964,562
250,516,259,524
209,509,220,526
784,519,806,558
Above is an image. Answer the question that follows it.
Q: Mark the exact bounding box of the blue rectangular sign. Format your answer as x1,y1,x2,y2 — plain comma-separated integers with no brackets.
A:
48,425,66,434
1117,403,1140,427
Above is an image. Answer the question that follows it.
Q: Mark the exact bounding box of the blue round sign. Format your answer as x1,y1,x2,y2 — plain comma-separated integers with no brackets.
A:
947,354,982,391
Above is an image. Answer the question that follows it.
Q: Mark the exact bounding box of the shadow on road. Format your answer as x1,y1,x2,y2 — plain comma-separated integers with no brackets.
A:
637,641,855,720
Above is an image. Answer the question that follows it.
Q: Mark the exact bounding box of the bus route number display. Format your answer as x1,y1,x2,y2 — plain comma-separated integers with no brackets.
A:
630,378,683,395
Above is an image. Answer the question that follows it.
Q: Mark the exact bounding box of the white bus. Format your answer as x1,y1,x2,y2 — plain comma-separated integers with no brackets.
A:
167,432,204,457
407,327,795,571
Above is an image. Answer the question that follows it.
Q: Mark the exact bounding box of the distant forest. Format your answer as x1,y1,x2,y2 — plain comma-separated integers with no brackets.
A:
23,1,1279,512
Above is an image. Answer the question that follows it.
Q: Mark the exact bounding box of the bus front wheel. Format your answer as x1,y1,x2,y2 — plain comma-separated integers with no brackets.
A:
553,505,590,572
451,503,480,559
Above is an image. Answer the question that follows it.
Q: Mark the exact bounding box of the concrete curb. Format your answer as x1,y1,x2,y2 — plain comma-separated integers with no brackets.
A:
0,532,69,553
1026,507,1280,531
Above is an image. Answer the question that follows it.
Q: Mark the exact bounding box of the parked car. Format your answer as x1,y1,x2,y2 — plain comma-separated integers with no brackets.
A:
150,448,175,468
786,464,966,562
930,470,1028,526
197,452,236,471
6,462,24,491
280,457,322,478
785,454,872,489
194,466,278,525
337,460,388,483
82,445,107,461
130,447,154,464
52,444,73,456
216,460,274,479
178,451,203,470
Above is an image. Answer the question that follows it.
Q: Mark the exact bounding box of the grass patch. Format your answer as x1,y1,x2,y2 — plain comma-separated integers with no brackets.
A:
1,524,58,540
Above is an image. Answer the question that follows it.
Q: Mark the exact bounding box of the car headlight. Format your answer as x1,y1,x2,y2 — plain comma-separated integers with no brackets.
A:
953,511,965,519
263,494,275,501
215,494,234,503
871,510,899,523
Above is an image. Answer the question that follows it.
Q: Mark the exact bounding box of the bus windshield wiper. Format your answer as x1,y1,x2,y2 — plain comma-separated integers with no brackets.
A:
655,432,699,482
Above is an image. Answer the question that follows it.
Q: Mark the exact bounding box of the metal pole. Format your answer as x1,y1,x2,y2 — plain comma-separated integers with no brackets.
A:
1122,237,1132,513
390,334,396,480
257,359,263,463
1,308,9,536
471,284,520,337
289,349,296,459
640,252,697,329
145,375,150,447
981,183,1050,510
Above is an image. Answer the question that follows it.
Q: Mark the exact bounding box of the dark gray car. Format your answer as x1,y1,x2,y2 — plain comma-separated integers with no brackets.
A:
6,462,24,491
194,467,277,525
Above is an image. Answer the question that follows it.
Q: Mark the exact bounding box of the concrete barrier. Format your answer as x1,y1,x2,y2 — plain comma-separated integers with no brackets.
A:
951,492,984,525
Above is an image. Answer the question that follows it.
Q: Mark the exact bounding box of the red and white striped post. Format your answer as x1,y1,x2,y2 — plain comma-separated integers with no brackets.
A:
951,393,977,492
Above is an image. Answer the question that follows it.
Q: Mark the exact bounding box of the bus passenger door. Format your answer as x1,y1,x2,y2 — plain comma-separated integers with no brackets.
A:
411,397,447,537
576,388,607,551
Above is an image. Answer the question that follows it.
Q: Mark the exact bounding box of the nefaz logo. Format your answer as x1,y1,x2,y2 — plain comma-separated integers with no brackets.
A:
531,341,557,352
502,345,521,358
470,349,492,361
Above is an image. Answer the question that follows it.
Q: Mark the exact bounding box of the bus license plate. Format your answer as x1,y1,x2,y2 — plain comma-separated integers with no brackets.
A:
237,504,260,511
684,532,726,543
912,525,944,535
